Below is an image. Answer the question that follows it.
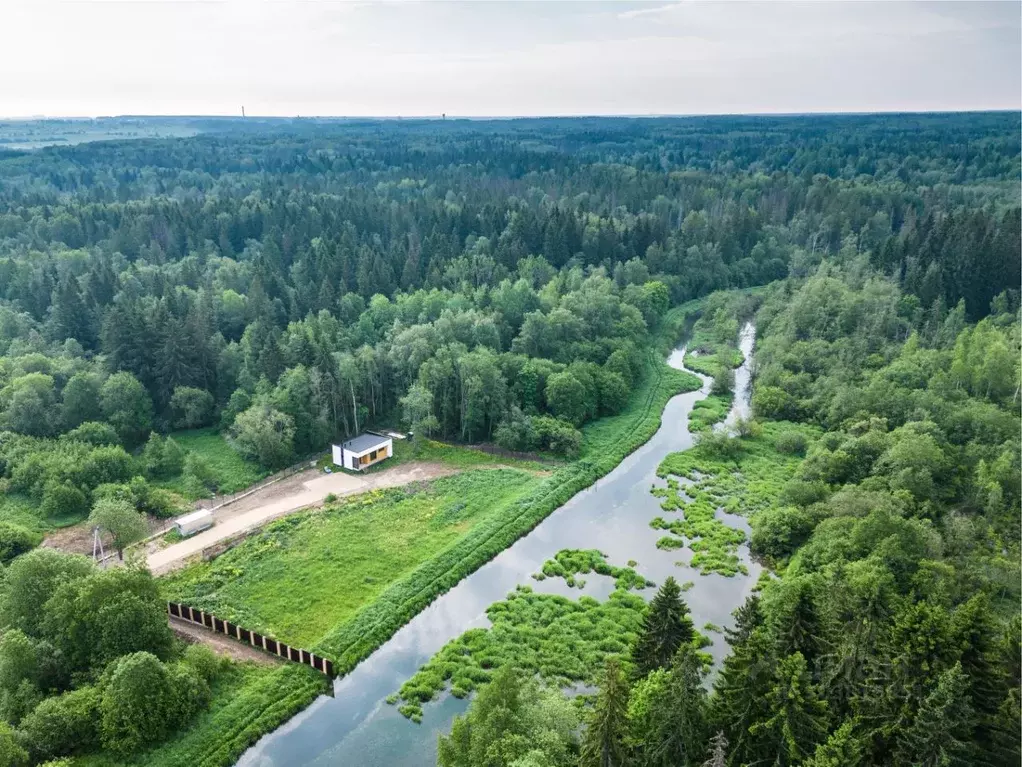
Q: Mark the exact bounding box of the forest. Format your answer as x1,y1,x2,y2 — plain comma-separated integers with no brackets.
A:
436,267,1020,767
0,112,1017,766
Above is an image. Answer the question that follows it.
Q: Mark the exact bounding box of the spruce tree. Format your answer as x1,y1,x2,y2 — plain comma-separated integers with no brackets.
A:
805,719,864,767
894,663,974,767
701,731,727,767
711,628,776,766
749,652,829,766
773,577,828,670
725,594,763,647
632,576,694,676
581,657,630,767
642,646,708,767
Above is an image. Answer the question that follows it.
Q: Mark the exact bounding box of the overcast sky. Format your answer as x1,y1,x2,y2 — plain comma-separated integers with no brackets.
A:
2,1,1019,118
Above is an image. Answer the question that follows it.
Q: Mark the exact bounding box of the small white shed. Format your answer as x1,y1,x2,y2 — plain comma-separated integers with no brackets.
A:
174,509,214,537
332,433,393,471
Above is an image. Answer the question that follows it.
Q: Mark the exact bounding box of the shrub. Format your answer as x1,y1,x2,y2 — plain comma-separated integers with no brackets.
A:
781,479,830,508
775,430,808,456
99,653,176,755
230,404,295,470
696,430,744,461
61,421,119,446
181,645,226,685
170,387,216,430
711,365,735,395
98,652,208,756
79,446,136,490
40,482,88,523
734,416,762,438
183,452,217,493
751,505,826,561
18,686,100,761
0,523,40,564
0,722,27,767
142,434,186,480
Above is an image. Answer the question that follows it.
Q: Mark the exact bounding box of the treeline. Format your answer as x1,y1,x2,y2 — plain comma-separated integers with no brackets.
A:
454,264,1019,766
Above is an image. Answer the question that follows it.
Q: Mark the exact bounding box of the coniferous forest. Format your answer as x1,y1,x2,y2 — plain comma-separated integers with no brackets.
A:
0,113,1018,766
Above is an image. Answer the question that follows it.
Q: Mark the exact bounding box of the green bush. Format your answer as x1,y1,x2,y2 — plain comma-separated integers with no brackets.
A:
62,421,119,446
781,479,830,508
40,482,89,524
18,686,100,761
181,645,227,686
695,431,744,461
0,522,40,564
775,430,808,456
98,652,207,756
750,505,827,562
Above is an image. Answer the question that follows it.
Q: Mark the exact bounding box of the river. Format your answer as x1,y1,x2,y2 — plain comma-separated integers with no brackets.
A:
239,322,759,767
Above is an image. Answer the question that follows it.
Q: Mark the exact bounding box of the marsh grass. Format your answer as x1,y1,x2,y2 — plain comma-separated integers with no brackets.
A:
533,549,655,591
392,583,648,721
688,394,732,433
651,421,817,576
392,548,710,721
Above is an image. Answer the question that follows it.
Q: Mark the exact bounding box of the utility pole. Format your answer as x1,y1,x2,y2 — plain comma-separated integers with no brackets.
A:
92,526,106,564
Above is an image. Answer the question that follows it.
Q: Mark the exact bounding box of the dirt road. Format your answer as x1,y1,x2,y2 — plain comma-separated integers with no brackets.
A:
169,616,282,665
146,462,457,575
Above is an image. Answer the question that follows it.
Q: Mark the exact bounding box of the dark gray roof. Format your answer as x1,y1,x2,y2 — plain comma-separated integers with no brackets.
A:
338,433,391,454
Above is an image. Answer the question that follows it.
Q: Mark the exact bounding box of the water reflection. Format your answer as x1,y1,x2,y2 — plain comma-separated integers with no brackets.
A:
239,323,758,767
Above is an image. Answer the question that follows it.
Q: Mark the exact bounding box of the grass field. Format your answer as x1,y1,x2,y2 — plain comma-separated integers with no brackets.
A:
160,428,267,498
0,493,46,531
162,469,546,648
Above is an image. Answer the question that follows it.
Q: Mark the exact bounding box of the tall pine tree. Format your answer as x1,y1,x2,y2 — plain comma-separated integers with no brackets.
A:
581,657,630,767
632,576,694,676
749,652,829,766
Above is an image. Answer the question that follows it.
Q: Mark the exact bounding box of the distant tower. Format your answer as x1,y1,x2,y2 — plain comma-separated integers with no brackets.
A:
242,105,246,118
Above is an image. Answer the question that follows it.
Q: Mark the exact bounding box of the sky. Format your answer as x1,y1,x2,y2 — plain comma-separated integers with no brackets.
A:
2,1,1019,118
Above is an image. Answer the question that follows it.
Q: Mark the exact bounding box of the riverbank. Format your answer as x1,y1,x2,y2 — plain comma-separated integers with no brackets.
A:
234,318,747,767
90,315,698,767
313,351,700,674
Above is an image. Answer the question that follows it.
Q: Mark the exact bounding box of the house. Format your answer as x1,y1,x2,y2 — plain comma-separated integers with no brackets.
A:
332,433,393,471
174,509,214,538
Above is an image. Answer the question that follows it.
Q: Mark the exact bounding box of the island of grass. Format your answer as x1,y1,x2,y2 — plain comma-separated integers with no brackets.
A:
650,421,817,576
391,549,710,722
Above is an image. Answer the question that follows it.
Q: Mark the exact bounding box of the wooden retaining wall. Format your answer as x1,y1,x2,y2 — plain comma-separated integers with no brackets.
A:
167,602,334,677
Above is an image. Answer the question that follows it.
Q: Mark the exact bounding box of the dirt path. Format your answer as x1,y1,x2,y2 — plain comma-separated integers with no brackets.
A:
146,461,458,575
169,616,282,665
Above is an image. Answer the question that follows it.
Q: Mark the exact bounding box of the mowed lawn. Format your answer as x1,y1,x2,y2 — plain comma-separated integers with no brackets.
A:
161,468,544,648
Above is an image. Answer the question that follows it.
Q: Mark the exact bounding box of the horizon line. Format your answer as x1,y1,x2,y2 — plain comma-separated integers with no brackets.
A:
1,108,1020,122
